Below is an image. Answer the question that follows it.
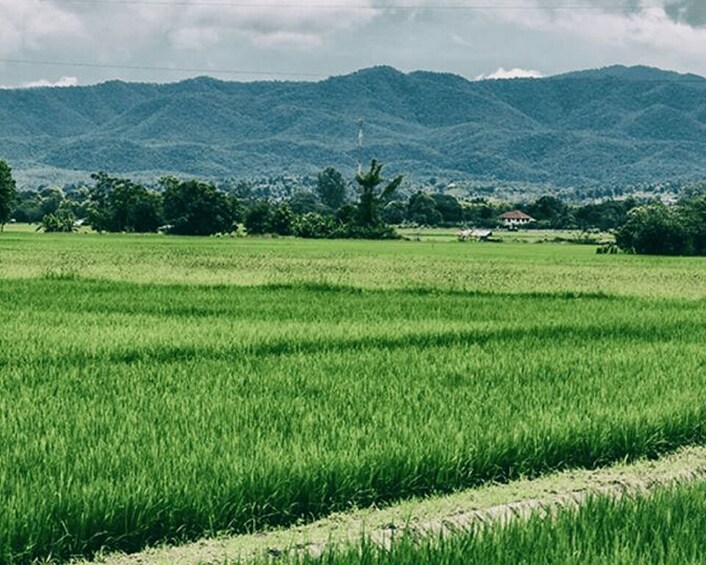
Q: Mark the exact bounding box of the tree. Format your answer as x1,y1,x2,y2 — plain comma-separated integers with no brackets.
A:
381,201,407,225
41,208,77,233
244,201,273,235
316,167,347,210
88,172,163,233
431,193,463,225
271,203,295,236
575,198,636,231
0,160,17,232
287,191,327,215
615,204,690,255
464,199,502,228
678,196,706,255
38,187,66,217
408,192,442,226
162,177,236,236
355,159,403,227
526,195,574,229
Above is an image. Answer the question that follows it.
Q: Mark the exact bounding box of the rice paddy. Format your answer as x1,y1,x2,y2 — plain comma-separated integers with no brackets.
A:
2,230,706,562
287,479,706,565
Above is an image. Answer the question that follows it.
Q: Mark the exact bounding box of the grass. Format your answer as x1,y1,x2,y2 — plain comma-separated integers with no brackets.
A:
2,233,706,562
395,226,611,244
91,446,706,564
285,480,706,564
1,230,705,297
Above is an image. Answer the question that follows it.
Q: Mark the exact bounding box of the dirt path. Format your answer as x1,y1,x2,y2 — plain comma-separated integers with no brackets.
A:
84,445,706,564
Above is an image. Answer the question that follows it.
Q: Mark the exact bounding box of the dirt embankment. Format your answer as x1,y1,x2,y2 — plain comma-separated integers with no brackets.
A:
84,445,706,565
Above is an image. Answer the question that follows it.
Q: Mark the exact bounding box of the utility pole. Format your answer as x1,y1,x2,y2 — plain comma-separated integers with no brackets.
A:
357,119,364,175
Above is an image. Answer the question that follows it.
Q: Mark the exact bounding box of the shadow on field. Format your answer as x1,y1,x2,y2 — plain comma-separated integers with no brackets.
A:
18,319,697,368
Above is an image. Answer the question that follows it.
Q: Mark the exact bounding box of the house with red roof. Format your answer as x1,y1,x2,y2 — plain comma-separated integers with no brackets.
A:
499,210,535,228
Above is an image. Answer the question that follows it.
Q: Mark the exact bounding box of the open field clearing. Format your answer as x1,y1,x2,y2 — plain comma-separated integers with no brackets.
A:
2,233,706,562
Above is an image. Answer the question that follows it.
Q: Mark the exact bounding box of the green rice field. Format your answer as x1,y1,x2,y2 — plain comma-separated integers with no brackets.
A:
2,230,706,562
286,480,706,564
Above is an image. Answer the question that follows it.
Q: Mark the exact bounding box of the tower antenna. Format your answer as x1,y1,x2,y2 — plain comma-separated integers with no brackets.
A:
357,119,364,175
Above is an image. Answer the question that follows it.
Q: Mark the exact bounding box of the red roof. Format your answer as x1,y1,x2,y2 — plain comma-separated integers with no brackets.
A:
499,210,534,220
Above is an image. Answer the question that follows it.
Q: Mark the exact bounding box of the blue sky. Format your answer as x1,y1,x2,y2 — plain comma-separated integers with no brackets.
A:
1,0,706,87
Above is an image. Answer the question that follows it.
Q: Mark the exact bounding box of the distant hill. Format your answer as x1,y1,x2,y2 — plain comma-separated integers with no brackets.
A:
1,64,706,190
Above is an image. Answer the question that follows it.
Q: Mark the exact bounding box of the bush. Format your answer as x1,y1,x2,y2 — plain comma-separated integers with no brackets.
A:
41,209,76,233
293,213,337,239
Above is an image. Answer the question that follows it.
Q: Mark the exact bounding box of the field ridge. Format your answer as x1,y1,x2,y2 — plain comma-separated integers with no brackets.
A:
86,445,706,564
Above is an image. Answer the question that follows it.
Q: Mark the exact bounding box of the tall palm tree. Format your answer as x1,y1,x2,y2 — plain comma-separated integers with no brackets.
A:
355,159,403,227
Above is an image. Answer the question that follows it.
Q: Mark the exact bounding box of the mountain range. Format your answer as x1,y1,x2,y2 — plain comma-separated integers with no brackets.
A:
1,64,706,190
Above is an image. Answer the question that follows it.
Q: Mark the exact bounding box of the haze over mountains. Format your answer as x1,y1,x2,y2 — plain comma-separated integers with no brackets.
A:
1,65,706,190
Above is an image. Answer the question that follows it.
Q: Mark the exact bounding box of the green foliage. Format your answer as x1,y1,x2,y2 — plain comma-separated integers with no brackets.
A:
526,195,573,229
287,191,328,215
355,160,403,228
271,203,295,236
408,192,442,226
463,199,505,229
161,177,235,236
335,203,358,225
13,187,89,224
88,172,163,233
0,159,17,231
316,167,347,210
41,208,76,233
343,223,399,240
574,198,636,231
431,193,463,224
293,212,337,238
3,239,706,561
615,199,706,255
285,481,706,564
381,201,407,225
244,201,273,235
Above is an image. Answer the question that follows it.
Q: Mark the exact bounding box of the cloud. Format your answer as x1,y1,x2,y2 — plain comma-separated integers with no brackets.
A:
0,0,383,63
0,76,79,90
475,67,544,80
481,0,706,56
664,0,706,26
0,0,84,56
534,0,706,28
169,27,221,51
70,0,382,52
2,0,706,87
21,76,79,88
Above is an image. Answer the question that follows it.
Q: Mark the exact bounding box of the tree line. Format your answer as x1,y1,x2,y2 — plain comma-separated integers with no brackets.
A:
4,169,639,235
2,159,403,239
2,157,706,256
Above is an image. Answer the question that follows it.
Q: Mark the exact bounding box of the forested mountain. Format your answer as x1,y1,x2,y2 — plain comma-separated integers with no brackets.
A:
1,65,705,189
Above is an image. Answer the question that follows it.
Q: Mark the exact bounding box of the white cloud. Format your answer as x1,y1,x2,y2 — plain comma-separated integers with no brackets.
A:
2,0,706,86
21,76,79,88
71,0,381,53
477,1,706,67
475,67,544,80
0,0,83,60
169,27,221,51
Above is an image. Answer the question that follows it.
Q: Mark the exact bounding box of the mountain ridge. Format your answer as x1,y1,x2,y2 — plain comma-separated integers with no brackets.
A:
1,65,705,190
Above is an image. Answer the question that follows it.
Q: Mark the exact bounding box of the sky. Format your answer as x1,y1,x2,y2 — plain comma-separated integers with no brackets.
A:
1,0,706,88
